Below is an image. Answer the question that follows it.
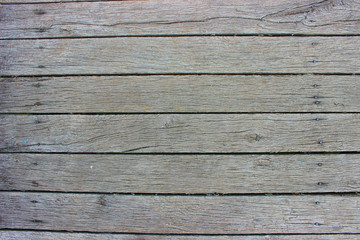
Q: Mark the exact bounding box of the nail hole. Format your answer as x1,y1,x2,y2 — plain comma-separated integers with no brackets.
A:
34,9,46,15
314,101,320,105
32,181,39,187
315,201,320,205
317,163,322,166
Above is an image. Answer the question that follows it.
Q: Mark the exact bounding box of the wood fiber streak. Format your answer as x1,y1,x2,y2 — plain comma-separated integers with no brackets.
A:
0,154,359,193
0,37,359,75
1,75,359,113
0,193,359,234
0,114,359,153
1,0,360,36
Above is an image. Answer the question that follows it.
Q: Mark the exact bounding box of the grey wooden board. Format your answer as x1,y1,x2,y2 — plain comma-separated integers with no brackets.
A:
1,37,359,76
1,192,359,233
1,0,360,37
1,232,359,240
1,75,359,113
1,154,359,194
1,114,359,153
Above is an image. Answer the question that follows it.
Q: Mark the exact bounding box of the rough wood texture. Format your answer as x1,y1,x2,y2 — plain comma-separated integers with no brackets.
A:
1,154,359,194
1,75,359,113
1,114,359,153
1,37,359,76
1,232,359,240
1,192,359,234
1,0,360,37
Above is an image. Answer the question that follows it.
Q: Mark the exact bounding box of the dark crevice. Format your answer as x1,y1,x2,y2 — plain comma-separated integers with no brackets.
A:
1,112,360,115
1,73,359,78
1,34,360,40
1,0,148,4
1,151,360,155
1,229,360,236
0,189,359,196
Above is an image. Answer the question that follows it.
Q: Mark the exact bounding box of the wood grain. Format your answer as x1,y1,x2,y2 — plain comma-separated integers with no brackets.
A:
1,0,360,37
1,37,359,76
1,232,359,240
1,154,359,193
1,192,359,234
1,75,359,113
0,114,360,153
1,114,359,153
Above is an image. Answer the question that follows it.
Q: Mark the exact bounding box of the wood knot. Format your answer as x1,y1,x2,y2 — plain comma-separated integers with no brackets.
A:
98,195,106,206
247,134,262,143
32,83,42,88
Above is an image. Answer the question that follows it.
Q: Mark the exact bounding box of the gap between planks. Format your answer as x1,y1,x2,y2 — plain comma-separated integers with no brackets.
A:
1,231,360,240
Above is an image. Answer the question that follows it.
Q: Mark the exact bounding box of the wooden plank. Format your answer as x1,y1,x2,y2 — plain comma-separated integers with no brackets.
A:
1,75,359,113
0,37,359,76
1,192,359,233
1,232,359,240
1,0,360,37
0,114,359,153
1,154,359,194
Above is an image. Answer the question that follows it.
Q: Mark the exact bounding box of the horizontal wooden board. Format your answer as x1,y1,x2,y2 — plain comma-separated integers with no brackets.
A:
1,192,360,233
1,75,359,113
1,37,359,76
1,0,360,37
1,114,359,153
1,154,359,194
1,232,359,240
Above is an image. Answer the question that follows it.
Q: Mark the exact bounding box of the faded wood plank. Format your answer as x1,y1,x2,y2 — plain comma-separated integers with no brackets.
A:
0,114,359,153
1,192,359,233
1,75,359,113
1,232,359,240
1,154,359,193
1,37,359,76
1,0,360,37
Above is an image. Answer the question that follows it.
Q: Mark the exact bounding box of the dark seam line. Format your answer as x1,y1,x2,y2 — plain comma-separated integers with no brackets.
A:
1,112,360,115
1,229,359,236
0,189,359,196
1,34,360,40
1,73,359,78
1,152,360,155
1,0,147,4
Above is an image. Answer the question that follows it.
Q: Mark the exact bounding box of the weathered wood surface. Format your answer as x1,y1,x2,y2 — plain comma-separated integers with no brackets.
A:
1,192,359,233
1,0,360,38
1,154,359,194
0,154,360,194
1,114,359,153
1,232,359,240
1,37,359,76
1,75,359,113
